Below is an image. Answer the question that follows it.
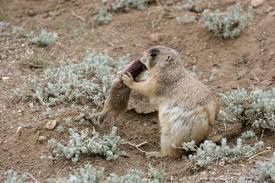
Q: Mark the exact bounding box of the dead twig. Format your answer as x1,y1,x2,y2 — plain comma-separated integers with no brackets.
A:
71,11,85,22
223,123,227,131
248,149,271,160
123,141,149,154
251,71,260,82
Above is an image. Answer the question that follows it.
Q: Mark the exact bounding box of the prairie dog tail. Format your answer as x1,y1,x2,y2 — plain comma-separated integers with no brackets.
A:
207,123,242,143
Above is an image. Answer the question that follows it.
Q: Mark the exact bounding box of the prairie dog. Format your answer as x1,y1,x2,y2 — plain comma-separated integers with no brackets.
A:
121,46,219,158
99,60,146,125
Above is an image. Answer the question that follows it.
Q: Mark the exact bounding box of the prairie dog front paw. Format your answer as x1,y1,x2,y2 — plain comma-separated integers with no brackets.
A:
121,72,134,88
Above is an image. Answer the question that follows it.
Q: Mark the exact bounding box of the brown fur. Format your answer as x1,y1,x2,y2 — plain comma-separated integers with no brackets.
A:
99,60,146,124
121,46,220,158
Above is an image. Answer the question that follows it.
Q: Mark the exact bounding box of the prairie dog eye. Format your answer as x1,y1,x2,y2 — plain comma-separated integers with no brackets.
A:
150,52,157,57
149,48,160,58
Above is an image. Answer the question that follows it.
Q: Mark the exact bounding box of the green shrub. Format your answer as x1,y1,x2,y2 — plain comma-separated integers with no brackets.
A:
28,52,128,107
11,26,24,35
55,125,65,133
93,8,113,26
30,29,58,47
48,164,104,183
3,170,38,183
255,152,275,182
4,165,165,183
0,21,9,31
201,2,253,39
49,164,165,183
183,138,264,167
107,0,150,12
93,0,150,26
218,88,275,131
240,130,256,140
48,126,123,163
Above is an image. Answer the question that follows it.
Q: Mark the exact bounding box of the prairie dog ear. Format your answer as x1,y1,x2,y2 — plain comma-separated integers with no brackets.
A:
159,54,173,68
166,54,174,62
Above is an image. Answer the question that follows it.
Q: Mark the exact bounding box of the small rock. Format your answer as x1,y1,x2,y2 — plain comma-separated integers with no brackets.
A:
266,146,272,150
29,102,34,108
38,136,47,143
42,13,50,19
269,11,275,17
149,33,162,43
249,160,255,164
27,9,37,17
16,126,23,134
45,120,57,130
251,0,264,8
2,77,10,80
265,6,273,13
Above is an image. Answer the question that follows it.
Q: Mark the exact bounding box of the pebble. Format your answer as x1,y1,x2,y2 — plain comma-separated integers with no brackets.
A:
265,6,273,13
269,11,275,17
26,9,37,17
45,120,57,130
2,77,10,80
29,102,34,108
16,126,23,134
38,136,47,143
251,0,264,8
149,33,162,43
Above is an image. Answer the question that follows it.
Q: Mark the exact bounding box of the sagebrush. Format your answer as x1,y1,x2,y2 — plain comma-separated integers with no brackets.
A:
255,152,275,182
50,164,165,183
48,126,123,163
93,8,113,26
104,0,151,12
28,52,128,107
201,2,253,39
29,29,58,47
183,138,264,167
3,170,38,183
93,0,151,26
218,88,275,131
4,164,165,183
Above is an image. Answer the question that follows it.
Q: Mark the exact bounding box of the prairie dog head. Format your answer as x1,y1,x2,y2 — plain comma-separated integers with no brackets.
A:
140,46,182,72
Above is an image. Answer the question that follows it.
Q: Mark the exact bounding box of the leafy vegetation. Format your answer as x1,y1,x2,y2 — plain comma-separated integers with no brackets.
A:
28,52,128,107
3,170,38,183
201,2,253,39
182,138,264,167
105,0,151,12
93,0,151,26
240,130,256,140
218,88,275,131
4,165,165,183
48,127,123,163
255,152,275,182
93,8,113,26
29,29,58,47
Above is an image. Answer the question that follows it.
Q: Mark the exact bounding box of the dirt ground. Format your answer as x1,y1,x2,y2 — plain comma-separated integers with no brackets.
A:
0,0,274,182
